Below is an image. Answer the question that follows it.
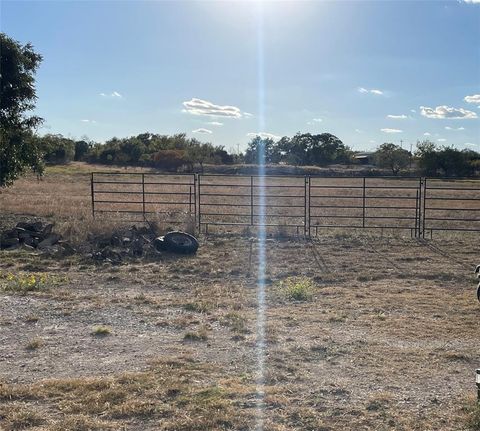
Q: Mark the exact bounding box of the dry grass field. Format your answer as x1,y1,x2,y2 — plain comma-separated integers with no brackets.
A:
1,163,480,430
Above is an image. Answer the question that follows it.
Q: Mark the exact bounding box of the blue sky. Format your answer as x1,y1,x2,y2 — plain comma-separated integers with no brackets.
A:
2,0,479,152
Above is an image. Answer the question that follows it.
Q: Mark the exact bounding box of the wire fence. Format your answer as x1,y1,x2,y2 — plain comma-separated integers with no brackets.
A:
91,172,480,237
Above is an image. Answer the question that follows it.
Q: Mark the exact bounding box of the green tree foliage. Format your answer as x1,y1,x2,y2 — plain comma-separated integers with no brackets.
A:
35,134,75,164
244,137,277,164
415,140,478,177
243,133,350,166
152,150,188,171
0,33,43,187
415,140,438,176
74,140,92,161
85,133,233,172
374,143,411,175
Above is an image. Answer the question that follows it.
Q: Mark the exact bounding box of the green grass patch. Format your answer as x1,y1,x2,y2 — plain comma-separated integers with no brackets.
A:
0,271,67,294
281,276,314,302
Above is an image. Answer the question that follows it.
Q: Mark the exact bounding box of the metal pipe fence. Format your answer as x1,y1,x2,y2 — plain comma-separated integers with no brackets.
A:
91,172,480,237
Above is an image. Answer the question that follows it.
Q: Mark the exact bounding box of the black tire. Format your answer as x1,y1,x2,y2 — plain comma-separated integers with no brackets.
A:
163,231,199,254
153,236,168,252
477,284,480,303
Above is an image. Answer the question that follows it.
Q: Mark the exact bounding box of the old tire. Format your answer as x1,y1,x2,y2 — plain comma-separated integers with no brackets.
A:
153,236,168,252
163,231,198,254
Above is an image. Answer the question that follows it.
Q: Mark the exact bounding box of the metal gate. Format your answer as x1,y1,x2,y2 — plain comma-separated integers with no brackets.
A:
197,175,307,234
91,172,195,223
423,177,480,235
308,176,422,237
91,172,480,237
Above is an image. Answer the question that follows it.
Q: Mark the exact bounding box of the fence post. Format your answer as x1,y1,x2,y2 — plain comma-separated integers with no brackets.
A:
250,176,254,226
414,189,419,238
308,177,311,237
141,173,146,220
304,176,308,237
362,177,366,228
193,174,197,231
91,172,95,218
422,177,427,238
197,174,201,232
189,186,192,215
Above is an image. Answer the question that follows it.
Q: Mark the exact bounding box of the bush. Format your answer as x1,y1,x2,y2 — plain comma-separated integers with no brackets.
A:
281,277,314,301
152,150,188,171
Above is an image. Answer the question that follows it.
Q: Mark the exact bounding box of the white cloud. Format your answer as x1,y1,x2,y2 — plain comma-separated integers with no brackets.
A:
100,91,122,98
247,132,281,141
423,132,431,136
192,128,212,134
437,138,447,142
369,140,376,144
463,0,480,4
387,114,408,119
355,129,363,133
307,118,323,125
206,121,223,126
381,128,403,133
464,94,480,104
420,105,477,119
465,142,477,147
243,112,254,118
410,109,416,113
358,87,384,95
445,126,465,131
80,119,96,123
183,98,247,118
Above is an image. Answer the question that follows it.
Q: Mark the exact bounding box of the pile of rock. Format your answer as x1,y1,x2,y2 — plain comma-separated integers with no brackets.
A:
0,221,62,251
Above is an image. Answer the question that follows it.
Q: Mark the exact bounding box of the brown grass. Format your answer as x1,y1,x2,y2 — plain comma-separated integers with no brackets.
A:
1,164,479,430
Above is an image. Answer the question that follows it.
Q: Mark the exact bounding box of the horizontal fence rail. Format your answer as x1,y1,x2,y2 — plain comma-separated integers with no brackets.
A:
91,173,480,237
91,172,196,224
423,177,480,235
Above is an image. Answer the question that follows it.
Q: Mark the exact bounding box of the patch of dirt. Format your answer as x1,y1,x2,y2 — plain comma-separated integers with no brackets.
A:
0,234,479,430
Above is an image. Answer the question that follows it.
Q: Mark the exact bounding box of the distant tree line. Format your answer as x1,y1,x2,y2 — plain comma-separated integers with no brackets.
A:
373,141,480,177
30,133,480,178
31,133,237,172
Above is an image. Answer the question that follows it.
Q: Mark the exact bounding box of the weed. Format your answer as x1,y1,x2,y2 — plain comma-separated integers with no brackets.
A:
0,271,67,294
281,276,314,301
184,301,211,313
25,314,39,323
221,312,249,333
26,337,43,351
0,405,45,429
464,399,480,430
91,326,111,337
184,327,208,342
376,312,387,321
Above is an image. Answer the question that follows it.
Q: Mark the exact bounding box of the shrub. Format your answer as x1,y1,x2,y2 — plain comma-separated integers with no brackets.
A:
281,277,314,301
91,326,111,336
0,271,66,293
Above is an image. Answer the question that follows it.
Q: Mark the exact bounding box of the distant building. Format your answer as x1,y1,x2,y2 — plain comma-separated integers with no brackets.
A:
353,152,375,165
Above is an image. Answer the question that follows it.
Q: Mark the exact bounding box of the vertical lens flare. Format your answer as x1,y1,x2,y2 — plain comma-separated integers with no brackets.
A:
255,2,266,430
